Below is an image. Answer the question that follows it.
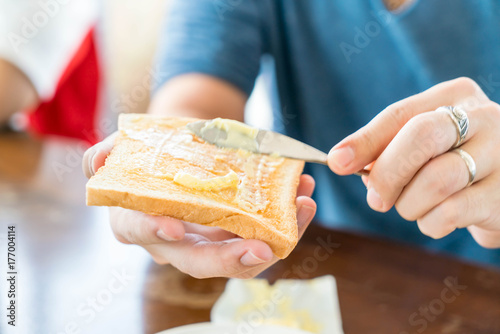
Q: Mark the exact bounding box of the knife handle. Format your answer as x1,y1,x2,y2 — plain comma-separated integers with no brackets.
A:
354,169,370,177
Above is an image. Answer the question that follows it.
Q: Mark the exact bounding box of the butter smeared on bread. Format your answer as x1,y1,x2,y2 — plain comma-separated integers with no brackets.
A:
86,114,305,258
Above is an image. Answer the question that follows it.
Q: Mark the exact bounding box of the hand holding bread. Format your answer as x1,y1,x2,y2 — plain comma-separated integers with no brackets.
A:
83,115,317,278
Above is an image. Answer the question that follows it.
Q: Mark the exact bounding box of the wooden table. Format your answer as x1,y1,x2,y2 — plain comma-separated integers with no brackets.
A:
1,132,499,334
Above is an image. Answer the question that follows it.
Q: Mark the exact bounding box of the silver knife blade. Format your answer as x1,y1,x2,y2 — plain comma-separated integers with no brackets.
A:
187,120,370,176
187,120,328,164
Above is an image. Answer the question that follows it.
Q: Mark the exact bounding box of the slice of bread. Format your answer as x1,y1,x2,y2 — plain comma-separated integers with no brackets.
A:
86,114,305,258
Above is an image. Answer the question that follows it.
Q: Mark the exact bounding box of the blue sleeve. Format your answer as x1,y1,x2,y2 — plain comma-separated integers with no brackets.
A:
153,0,263,96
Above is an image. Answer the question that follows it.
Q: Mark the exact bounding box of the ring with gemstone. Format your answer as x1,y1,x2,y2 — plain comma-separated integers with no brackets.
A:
436,106,469,148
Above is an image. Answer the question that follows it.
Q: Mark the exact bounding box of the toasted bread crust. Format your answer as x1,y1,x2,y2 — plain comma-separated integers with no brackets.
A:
86,114,305,258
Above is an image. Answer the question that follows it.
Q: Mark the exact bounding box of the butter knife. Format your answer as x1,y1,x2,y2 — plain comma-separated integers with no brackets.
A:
187,120,369,177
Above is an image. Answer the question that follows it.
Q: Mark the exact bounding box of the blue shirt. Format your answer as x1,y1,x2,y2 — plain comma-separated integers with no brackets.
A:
155,0,500,267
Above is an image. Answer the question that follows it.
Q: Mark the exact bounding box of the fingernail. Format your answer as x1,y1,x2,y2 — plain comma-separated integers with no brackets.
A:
224,238,244,244
240,251,267,266
157,229,179,242
367,188,383,211
330,147,354,169
297,205,316,228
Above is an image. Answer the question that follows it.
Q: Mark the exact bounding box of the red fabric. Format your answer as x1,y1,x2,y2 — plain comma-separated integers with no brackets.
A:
28,28,100,145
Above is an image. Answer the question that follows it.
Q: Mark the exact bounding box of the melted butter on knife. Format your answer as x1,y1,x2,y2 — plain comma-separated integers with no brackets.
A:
200,118,260,152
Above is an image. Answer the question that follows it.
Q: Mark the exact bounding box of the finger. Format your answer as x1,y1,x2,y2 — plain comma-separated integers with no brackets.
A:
221,195,318,278
182,174,316,241
396,136,494,221
238,193,318,277
467,226,500,249
365,101,487,212
109,207,185,245
144,177,316,279
144,234,274,279
82,132,118,178
112,173,314,248
182,188,316,254
328,77,488,175
416,175,500,240
296,196,316,239
238,185,317,277
297,174,315,198
162,195,315,279
182,199,316,242
182,221,238,241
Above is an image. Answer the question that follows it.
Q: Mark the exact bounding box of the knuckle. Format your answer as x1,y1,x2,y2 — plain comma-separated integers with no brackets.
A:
453,77,480,92
369,169,401,201
113,231,131,245
426,159,463,198
408,114,450,156
406,113,436,139
175,257,210,279
404,115,442,159
218,246,234,265
220,258,244,277
216,246,247,277
465,191,489,224
483,101,500,123
434,175,456,199
122,228,141,245
440,203,459,227
110,217,132,244
489,101,500,114
483,205,499,228
355,127,377,153
386,100,415,127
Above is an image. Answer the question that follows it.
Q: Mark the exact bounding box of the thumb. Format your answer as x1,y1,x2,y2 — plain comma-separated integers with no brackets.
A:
327,122,392,176
328,98,420,175
109,207,186,245
82,132,117,178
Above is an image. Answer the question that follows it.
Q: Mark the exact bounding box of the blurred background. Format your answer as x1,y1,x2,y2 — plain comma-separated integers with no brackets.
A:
0,1,273,333
1,1,500,334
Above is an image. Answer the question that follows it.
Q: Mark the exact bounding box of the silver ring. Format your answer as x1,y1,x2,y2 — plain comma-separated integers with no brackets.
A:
436,106,469,148
452,148,476,187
